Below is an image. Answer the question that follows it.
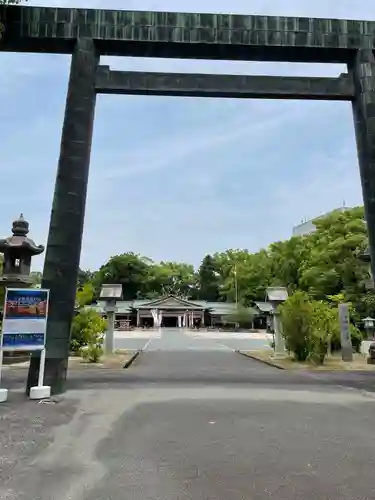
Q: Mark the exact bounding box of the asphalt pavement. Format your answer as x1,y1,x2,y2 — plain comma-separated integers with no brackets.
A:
2,328,375,500
114,326,272,352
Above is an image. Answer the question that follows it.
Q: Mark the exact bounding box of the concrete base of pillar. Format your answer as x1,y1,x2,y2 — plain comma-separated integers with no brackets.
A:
27,355,68,396
272,350,287,360
341,346,353,362
29,386,51,400
0,388,8,402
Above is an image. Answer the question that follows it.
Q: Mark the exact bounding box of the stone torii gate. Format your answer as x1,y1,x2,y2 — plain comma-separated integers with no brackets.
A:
2,6,375,393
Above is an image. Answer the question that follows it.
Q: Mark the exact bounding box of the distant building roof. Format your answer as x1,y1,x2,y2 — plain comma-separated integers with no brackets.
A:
100,284,123,300
292,206,350,237
85,295,260,316
254,301,274,313
266,287,289,302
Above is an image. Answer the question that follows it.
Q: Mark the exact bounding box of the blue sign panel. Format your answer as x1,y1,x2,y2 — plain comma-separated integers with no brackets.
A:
1,288,49,351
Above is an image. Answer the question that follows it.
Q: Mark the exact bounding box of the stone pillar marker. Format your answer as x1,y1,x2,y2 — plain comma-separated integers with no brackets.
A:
27,38,99,395
351,48,375,285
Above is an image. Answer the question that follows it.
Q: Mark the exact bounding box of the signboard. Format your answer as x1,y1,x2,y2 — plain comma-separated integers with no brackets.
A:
1,288,49,351
338,303,353,361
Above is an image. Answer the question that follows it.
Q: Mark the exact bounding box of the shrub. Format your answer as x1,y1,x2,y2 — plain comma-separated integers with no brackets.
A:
309,330,328,365
280,293,341,365
70,309,107,361
350,324,363,353
279,291,313,361
309,301,338,364
80,343,103,363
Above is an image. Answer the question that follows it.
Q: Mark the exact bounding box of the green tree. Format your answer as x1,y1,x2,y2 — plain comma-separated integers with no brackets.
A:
215,249,272,304
197,254,220,301
76,282,95,308
268,237,309,291
77,268,95,287
148,261,197,298
298,207,368,299
94,252,153,300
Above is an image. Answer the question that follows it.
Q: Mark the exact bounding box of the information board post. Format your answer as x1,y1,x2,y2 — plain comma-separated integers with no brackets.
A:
29,347,50,400
0,288,51,402
0,341,7,402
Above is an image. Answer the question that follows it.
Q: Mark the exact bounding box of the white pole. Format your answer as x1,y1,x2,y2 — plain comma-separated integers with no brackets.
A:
0,347,3,386
105,311,115,355
0,310,4,386
234,263,238,307
0,347,7,402
38,348,46,387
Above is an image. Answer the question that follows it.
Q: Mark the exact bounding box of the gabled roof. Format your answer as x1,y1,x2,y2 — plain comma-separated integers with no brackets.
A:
88,301,133,314
254,301,274,313
136,295,204,310
85,295,265,315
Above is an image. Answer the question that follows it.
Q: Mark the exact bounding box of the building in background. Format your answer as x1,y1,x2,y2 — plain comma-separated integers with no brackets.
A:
86,295,270,330
292,205,350,237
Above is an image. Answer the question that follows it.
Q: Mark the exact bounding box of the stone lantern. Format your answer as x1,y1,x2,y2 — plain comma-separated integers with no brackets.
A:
266,286,289,359
0,214,44,289
364,316,375,340
100,284,123,355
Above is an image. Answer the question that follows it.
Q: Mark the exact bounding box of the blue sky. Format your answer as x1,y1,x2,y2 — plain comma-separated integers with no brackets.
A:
0,0,373,271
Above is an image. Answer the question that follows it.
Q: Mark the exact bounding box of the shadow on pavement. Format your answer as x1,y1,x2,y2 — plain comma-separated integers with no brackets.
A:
4,365,375,394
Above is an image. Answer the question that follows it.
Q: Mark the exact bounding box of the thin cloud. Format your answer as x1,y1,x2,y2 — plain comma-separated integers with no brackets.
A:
95,101,315,181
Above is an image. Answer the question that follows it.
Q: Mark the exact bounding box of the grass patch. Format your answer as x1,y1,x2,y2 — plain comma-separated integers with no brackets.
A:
68,349,134,369
242,350,375,371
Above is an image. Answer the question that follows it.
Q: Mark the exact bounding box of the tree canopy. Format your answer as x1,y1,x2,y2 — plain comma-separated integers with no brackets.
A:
26,206,372,327
74,206,370,314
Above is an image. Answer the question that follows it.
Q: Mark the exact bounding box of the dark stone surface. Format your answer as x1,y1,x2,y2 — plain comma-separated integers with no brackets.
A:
2,6,375,62
27,38,98,396
351,49,375,287
96,67,354,100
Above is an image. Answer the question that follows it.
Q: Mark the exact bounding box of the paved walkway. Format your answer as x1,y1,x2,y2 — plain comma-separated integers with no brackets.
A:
2,328,375,499
114,326,272,351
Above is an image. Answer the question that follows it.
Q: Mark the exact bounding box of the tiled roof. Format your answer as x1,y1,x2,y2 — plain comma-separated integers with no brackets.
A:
254,301,274,313
85,296,261,316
